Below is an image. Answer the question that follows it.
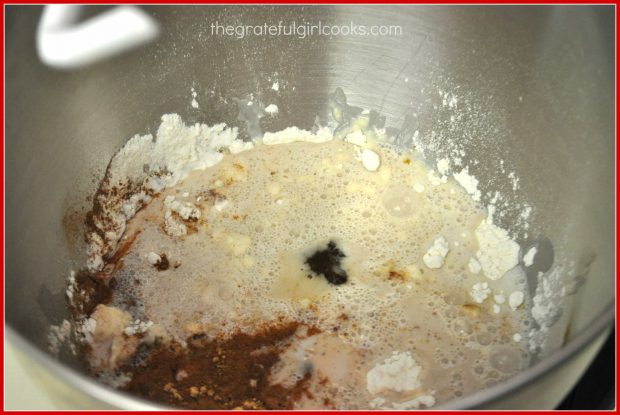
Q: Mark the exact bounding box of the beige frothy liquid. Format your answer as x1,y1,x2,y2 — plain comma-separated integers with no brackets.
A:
111,139,528,409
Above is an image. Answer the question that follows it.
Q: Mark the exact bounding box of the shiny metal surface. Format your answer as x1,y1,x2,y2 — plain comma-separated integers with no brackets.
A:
6,5,614,409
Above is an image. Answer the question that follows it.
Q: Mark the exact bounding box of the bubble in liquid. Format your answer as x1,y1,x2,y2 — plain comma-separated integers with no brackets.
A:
489,347,520,373
477,332,493,346
381,189,419,218
445,307,458,319
453,319,473,335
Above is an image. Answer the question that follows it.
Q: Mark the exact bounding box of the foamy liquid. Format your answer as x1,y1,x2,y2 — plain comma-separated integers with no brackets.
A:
111,140,529,409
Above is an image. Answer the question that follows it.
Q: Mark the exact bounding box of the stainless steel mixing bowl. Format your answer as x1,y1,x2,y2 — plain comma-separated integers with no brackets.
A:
6,5,614,409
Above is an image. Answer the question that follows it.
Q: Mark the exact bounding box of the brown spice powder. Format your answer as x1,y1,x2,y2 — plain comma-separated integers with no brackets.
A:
124,322,317,410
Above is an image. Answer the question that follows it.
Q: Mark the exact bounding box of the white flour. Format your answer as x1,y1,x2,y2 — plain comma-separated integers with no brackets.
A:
406,85,571,357
264,104,279,116
262,126,332,145
422,236,450,269
48,319,72,354
475,217,520,281
85,114,244,271
453,167,481,202
190,87,199,109
366,351,423,395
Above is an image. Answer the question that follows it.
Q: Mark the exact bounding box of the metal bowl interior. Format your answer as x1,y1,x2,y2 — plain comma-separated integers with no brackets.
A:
5,5,615,409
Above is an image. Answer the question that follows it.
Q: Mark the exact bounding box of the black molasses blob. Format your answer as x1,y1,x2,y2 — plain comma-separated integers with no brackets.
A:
305,241,348,285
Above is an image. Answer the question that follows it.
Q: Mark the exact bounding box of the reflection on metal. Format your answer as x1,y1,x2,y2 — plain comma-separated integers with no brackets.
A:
36,5,159,69
6,5,614,410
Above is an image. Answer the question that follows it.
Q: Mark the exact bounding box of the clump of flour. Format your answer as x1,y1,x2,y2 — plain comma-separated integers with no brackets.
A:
85,114,248,271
